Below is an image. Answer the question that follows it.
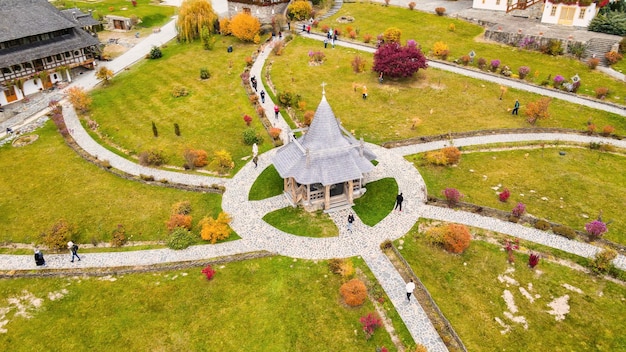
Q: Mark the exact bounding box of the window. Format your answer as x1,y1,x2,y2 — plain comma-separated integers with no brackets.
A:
46,57,53,63
12,65,21,72
1,67,11,74
579,8,586,19
74,50,80,56
550,6,557,16
64,52,71,58
24,62,32,69
56,54,62,60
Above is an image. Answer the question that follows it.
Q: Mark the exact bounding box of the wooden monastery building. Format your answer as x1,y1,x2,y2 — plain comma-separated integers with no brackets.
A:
0,0,100,106
273,91,376,212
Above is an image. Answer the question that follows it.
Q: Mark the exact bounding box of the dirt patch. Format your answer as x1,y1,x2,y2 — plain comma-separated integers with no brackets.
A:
12,134,38,147
546,295,570,321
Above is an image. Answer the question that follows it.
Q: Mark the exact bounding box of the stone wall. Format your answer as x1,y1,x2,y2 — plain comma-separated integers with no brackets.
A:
227,3,289,24
484,29,586,55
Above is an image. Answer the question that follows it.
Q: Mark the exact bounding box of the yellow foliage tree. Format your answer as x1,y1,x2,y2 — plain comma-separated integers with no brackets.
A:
287,0,312,20
219,18,231,35
66,86,92,114
95,66,114,84
383,27,402,43
212,149,234,173
177,0,218,43
525,97,551,125
432,41,449,59
199,212,232,243
229,12,261,42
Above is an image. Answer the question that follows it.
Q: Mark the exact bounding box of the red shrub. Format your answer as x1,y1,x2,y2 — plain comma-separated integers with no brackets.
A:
359,313,382,340
499,188,510,202
202,265,215,280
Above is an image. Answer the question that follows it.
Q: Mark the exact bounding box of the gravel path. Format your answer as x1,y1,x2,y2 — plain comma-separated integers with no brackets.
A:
2,10,626,351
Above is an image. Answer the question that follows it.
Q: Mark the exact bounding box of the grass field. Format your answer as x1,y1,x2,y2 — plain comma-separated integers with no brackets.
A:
318,2,626,105
249,165,283,200
263,207,339,237
269,37,625,145
51,0,175,28
412,146,626,244
0,257,402,351
0,123,222,244
398,223,626,351
353,178,398,226
88,36,269,175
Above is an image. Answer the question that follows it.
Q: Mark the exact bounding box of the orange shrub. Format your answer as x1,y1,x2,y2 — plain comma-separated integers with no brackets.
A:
442,146,461,165
229,12,261,42
345,25,354,33
199,212,232,243
184,149,208,169
167,213,192,232
601,125,615,136
525,97,551,125
303,110,315,126
269,127,282,139
340,279,367,306
363,33,373,43
351,55,367,73
443,224,471,253
349,30,357,39
219,18,231,35
66,86,92,114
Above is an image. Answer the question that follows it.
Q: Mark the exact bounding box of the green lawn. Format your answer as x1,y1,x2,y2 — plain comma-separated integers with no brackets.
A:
353,177,398,226
88,36,270,175
412,146,626,244
0,257,400,351
318,2,626,105
51,0,175,28
398,224,626,351
249,165,283,200
269,37,625,145
0,123,222,244
263,207,338,237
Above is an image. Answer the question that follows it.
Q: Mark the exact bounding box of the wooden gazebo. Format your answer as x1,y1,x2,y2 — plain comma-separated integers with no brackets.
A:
273,92,376,212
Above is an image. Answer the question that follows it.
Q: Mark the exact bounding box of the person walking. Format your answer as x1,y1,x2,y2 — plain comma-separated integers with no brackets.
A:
395,192,404,212
324,38,328,48
307,25,311,34
251,76,257,92
274,105,280,119
362,85,367,100
406,279,415,301
511,99,520,115
252,155,258,168
347,213,355,232
34,249,46,266
252,142,258,158
260,90,265,103
68,241,80,262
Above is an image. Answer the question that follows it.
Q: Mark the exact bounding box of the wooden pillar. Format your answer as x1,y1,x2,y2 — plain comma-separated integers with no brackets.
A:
347,180,354,204
290,178,297,201
324,185,330,209
284,178,288,193
306,184,310,202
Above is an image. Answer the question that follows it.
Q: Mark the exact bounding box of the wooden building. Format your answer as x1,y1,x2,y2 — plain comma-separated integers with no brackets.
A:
273,92,376,212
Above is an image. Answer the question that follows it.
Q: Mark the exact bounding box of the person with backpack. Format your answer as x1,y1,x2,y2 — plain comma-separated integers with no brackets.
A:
68,241,80,262
347,213,355,232
34,249,46,266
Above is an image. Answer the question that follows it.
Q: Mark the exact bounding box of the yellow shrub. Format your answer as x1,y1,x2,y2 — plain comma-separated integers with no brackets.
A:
432,41,449,59
219,18,231,35
229,12,261,42
424,150,448,165
287,0,312,20
383,27,402,43
199,212,232,243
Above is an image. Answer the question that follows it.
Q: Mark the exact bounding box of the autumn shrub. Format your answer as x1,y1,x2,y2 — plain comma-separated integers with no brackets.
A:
328,258,355,278
243,128,263,145
66,86,92,114
585,220,608,240
287,0,312,20
525,97,551,125
528,253,540,269
171,201,192,215
518,66,530,79
272,40,284,56
595,87,609,99
167,227,195,250
321,24,330,33
553,74,565,88
383,27,402,43
363,33,372,43
435,7,446,16
511,202,526,218
183,149,208,169
443,187,462,207
171,85,189,97
441,224,471,253
41,219,77,251
448,23,455,32
138,149,167,166
459,55,470,66
477,57,487,70
534,219,551,231
360,313,382,340
202,265,215,280
309,50,326,63
499,188,510,202
166,213,193,232
592,248,617,274
200,68,210,79
345,25,354,33
349,30,357,39
303,110,315,126
553,225,577,240
352,55,367,73
212,149,235,173
432,41,449,60
269,127,282,139
373,42,427,78
340,279,367,306
297,101,306,111
230,12,261,42
408,1,416,9
587,124,597,134
424,150,448,165
110,224,128,247
243,114,252,126
601,125,615,136
199,212,232,243
219,18,231,35
490,59,500,72
442,146,460,164
587,57,600,69
605,51,623,65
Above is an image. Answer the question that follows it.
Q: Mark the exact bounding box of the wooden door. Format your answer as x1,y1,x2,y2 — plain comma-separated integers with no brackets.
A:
4,85,17,102
558,6,576,25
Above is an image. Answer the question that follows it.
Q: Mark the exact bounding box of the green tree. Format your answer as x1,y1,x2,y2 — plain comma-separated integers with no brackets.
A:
176,0,218,43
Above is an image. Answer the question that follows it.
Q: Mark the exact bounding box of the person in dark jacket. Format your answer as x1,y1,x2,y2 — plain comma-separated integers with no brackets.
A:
395,193,404,212
34,249,46,266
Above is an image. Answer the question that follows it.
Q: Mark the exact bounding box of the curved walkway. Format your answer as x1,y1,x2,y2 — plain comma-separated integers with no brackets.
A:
2,14,626,352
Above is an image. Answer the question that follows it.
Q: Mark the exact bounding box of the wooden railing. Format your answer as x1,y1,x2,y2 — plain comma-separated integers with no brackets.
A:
506,0,543,13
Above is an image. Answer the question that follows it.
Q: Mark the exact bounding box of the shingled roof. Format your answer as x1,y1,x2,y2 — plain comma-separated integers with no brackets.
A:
0,0,99,68
61,8,101,27
273,94,376,186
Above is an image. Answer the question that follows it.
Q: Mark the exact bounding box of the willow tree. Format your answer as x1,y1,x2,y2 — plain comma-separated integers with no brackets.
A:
177,0,218,43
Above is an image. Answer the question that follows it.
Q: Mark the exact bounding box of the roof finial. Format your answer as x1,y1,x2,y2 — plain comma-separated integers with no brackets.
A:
321,82,327,96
